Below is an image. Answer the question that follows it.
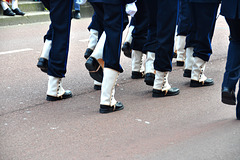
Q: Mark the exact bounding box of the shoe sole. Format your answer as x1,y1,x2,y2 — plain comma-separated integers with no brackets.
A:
85,59,103,83
190,81,214,87
152,90,180,97
99,106,124,113
46,94,72,101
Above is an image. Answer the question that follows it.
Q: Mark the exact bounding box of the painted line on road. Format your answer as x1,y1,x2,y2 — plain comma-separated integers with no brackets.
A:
79,39,89,42
0,48,34,55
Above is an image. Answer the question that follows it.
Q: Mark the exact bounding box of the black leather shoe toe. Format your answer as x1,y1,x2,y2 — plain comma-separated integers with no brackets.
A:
37,58,48,73
122,42,132,58
85,57,103,82
221,87,236,105
12,8,25,16
131,71,144,79
84,48,93,59
152,88,180,97
144,73,155,86
94,85,101,90
99,102,124,113
46,90,72,101
183,69,191,78
190,78,214,87
176,61,184,66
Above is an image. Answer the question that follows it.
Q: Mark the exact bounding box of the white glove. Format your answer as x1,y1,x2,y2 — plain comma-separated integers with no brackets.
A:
76,0,87,5
126,2,137,17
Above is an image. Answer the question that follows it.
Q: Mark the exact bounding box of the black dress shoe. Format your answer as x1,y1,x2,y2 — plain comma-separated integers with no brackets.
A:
152,88,180,97
12,8,25,16
84,48,93,59
85,57,103,82
94,84,101,90
183,69,191,78
131,71,144,79
3,8,15,16
122,42,132,58
176,61,184,66
144,73,155,86
190,78,214,87
37,58,48,73
221,87,236,105
73,10,81,19
46,90,72,101
99,102,124,113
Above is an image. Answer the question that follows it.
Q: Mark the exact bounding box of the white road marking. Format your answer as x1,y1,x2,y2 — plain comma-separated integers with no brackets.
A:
79,39,89,42
0,48,34,55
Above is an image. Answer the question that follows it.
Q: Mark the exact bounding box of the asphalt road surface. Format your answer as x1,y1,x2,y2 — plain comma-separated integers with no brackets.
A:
0,16,239,160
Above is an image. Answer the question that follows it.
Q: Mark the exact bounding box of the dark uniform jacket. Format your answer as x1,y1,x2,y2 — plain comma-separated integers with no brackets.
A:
221,0,240,19
88,0,135,4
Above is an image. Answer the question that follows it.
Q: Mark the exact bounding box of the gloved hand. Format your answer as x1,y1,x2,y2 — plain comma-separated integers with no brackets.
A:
125,2,137,17
76,0,87,5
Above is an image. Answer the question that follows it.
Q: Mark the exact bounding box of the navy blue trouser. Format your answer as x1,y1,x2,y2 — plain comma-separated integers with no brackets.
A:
145,0,178,72
222,18,240,91
88,10,129,41
41,0,73,78
186,2,219,62
43,24,53,42
131,0,148,52
177,0,191,36
88,12,104,39
143,0,158,53
237,82,240,117
90,3,125,73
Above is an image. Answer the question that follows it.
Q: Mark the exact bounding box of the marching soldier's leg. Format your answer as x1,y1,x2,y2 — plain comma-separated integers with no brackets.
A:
37,39,52,73
183,47,194,78
84,29,99,59
46,76,72,101
131,50,144,79
176,0,191,66
143,0,157,86
122,23,134,58
176,35,186,66
144,51,155,86
45,0,73,101
130,0,148,79
189,2,219,87
37,26,53,73
89,2,125,113
85,32,106,83
99,68,123,113
190,57,214,87
152,71,179,97
152,0,179,97
221,18,240,105
37,24,53,73
125,25,134,45
84,12,104,59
